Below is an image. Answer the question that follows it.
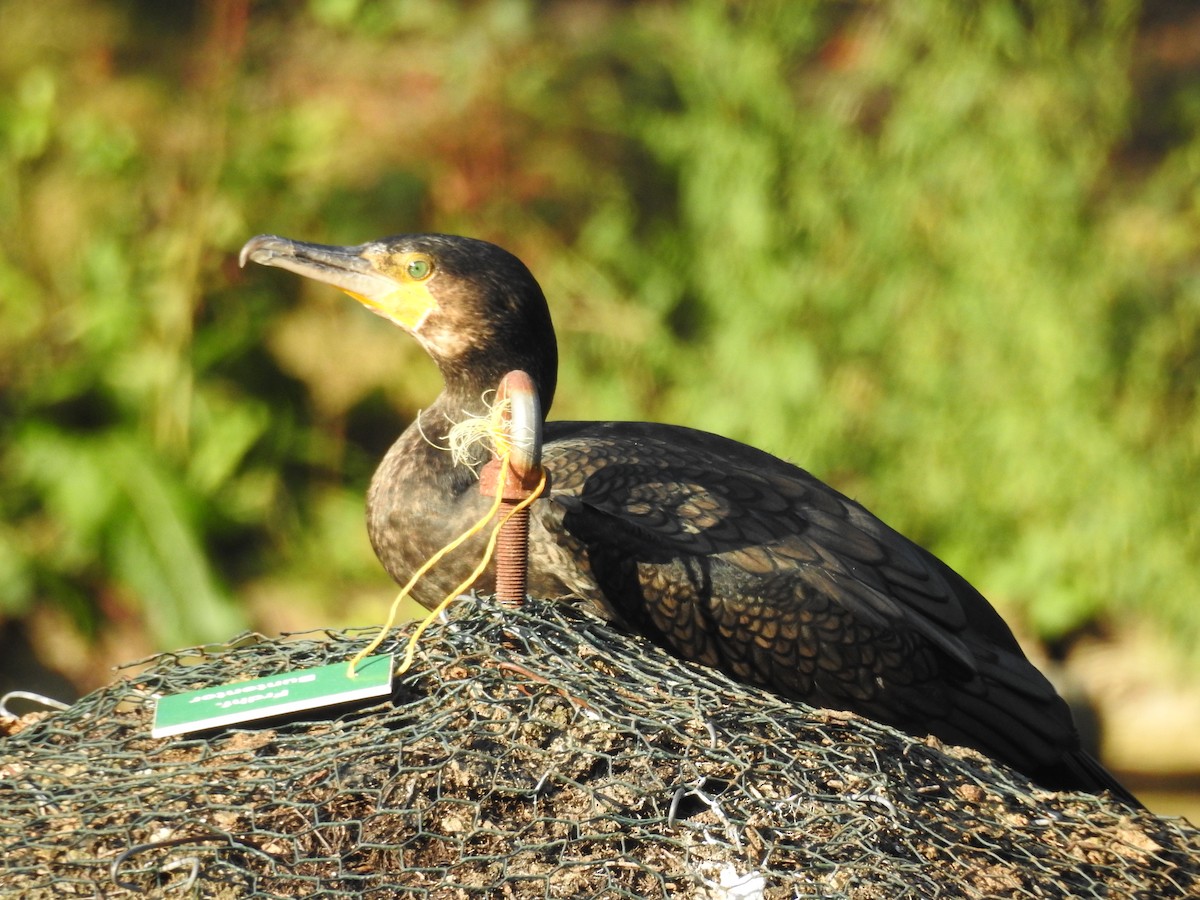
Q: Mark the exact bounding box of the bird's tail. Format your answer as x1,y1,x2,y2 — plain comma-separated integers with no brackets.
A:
1033,749,1143,810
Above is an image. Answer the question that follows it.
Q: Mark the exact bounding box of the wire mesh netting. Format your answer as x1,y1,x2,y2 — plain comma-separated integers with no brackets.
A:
1,595,1197,899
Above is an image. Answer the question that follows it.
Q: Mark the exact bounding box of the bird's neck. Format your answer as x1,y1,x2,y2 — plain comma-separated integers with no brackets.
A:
390,389,491,489
437,346,557,420
364,390,492,587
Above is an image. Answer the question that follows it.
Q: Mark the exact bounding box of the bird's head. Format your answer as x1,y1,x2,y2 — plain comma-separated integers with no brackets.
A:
240,233,557,412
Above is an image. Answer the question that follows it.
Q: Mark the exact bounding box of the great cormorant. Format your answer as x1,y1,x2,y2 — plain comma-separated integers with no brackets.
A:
241,232,1139,807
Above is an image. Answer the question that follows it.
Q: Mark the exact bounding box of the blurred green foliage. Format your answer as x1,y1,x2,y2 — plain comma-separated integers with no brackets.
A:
0,0,1197,656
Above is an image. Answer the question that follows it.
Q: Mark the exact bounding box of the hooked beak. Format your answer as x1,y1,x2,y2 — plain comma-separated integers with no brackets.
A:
240,234,437,332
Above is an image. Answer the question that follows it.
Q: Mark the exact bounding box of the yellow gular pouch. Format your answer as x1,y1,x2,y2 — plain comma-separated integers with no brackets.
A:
344,281,438,333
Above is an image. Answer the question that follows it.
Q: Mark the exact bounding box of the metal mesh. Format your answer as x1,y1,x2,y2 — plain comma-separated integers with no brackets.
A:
2,595,1196,898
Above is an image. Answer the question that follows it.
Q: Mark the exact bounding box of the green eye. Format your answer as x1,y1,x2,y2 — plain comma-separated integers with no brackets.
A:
406,257,432,280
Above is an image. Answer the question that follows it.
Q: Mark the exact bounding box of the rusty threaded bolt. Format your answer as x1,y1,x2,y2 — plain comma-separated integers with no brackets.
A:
478,370,544,609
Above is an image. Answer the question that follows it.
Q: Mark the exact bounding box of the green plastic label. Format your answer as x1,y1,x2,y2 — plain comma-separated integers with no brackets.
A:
151,654,394,738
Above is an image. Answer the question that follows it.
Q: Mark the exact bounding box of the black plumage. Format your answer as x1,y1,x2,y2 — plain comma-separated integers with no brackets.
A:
240,232,1139,807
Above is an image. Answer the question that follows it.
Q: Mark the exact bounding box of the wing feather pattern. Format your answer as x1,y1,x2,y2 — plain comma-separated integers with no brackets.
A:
530,421,1134,803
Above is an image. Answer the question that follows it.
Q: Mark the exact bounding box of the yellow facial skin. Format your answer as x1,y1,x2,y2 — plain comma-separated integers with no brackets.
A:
344,251,439,333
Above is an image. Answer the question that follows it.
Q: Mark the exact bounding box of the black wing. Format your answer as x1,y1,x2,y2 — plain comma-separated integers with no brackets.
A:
531,420,1130,801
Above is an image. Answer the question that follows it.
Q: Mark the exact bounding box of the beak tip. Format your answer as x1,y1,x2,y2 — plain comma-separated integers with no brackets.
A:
239,233,294,270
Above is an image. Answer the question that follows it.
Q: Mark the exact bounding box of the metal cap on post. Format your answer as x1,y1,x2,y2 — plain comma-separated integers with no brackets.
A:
477,370,544,608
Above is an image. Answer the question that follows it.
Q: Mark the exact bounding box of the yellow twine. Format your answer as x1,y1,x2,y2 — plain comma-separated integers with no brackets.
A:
347,453,548,679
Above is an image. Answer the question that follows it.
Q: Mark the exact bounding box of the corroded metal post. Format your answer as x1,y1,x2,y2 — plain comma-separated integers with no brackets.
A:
477,370,544,608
